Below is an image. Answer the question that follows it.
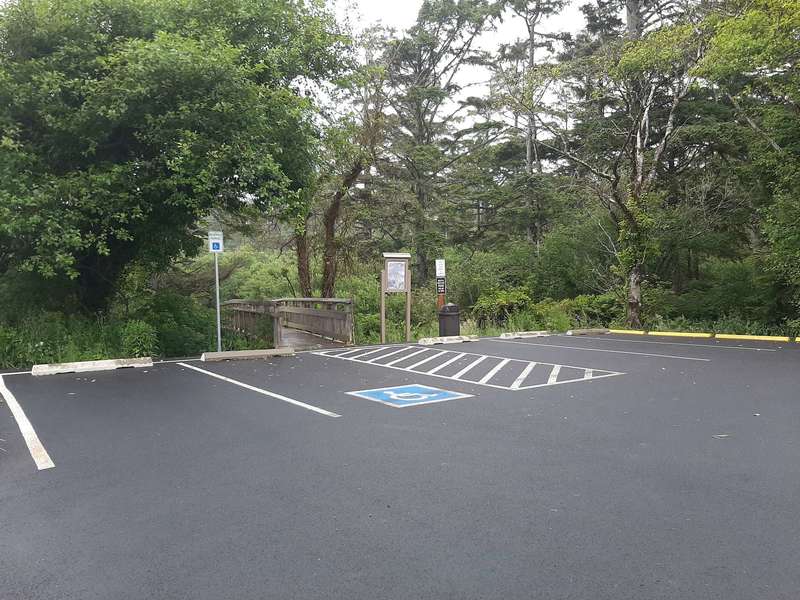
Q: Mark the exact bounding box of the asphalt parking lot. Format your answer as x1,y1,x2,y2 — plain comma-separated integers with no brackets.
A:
1,333,799,599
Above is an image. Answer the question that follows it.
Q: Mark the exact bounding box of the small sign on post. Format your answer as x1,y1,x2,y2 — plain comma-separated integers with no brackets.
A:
380,253,412,343
208,231,224,352
435,258,446,309
209,231,224,253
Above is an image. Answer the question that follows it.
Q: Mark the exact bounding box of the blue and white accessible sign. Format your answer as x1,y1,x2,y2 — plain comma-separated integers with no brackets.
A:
347,384,472,408
208,230,224,253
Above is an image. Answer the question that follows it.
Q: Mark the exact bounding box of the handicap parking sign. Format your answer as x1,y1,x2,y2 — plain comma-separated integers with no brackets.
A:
347,384,473,408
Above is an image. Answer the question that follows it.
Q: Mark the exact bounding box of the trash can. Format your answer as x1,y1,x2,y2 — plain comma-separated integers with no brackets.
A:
438,303,460,337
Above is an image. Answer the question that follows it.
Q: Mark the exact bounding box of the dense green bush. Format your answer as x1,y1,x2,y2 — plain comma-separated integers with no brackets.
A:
120,320,159,357
642,258,784,325
0,312,119,368
560,293,624,327
145,291,214,357
472,289,532,326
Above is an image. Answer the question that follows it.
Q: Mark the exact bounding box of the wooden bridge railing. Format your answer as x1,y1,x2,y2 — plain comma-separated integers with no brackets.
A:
222,298,354,348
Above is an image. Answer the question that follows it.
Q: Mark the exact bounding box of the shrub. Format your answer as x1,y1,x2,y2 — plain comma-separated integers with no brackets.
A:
146,291,214,357
560,293,623,327
531,300,571,332
120,320,159,357
472,289,532,326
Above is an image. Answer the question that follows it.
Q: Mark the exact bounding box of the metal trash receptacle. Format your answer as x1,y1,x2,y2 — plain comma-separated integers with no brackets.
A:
438,303,460,337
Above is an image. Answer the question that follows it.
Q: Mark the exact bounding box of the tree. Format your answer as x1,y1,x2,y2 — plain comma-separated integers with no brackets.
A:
376,0,500,282
0,0,346,310
501,0,567,249
537,3,706,326
292,35,387,298
697,0,800,294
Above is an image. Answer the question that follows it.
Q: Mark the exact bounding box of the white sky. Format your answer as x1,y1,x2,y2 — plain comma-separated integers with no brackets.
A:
336,0,587,45
331,0,588,117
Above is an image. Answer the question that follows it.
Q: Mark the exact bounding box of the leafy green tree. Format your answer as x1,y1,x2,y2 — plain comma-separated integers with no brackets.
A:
698,0,800,296
0,0,346,310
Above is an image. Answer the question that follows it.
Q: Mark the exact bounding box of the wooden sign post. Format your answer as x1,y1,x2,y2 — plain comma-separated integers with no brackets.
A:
380,252,412,343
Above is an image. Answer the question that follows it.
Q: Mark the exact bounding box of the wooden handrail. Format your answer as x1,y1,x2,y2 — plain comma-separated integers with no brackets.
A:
222,297,355,346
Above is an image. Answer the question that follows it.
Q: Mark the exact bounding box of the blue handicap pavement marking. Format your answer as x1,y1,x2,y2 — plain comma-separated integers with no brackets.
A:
347,384,473,408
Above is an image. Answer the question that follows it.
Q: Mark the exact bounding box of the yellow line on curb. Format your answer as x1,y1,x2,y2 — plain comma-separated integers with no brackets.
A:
608,329,646,335
647,331,713,338
715,334,790,342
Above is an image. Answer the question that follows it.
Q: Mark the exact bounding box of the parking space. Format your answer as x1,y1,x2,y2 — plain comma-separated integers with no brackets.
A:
314,344,623,390
1,334,799,599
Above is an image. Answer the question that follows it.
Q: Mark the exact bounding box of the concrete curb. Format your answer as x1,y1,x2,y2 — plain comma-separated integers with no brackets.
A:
715,334,791,342
32,357,153,376
499,330,551,339
608,330,791,342
200,348,295,362
647,331,713,338
565,328,609,336
608,329,646,335
418,335,479,346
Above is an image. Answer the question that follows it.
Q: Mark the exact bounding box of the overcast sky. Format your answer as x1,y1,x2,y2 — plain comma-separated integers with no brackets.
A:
336,0,588,45
331,0,588,121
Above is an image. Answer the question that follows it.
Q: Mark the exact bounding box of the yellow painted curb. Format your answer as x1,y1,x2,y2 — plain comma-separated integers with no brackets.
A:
647,331,713,338
715,334,790,342
608,329,646,335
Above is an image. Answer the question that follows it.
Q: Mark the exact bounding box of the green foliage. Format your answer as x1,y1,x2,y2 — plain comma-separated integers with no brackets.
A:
560,293,624,327
120,320,159,357
0,0,347,309
641,259,784,325
0,312,119,368
472,289,532,326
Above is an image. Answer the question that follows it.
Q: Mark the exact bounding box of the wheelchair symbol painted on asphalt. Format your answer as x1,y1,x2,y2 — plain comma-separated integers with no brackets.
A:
347,384,473,408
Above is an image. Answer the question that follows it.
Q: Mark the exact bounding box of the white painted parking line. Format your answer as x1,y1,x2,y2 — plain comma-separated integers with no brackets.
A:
489,338,710,362
427,352,466,375
385,348,428,366
406,350,447,370
346,346,390,360
335,347,377,358
0,375,54,470
511,362,537,390
565,335,777,352
479,359,510,384
364,347,411,363
452,355,487,380
313,346,623,391
177,363,340,418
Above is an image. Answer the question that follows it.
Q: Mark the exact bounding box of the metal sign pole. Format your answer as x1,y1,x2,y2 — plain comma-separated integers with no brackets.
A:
214,252,222,353
209,230,224,353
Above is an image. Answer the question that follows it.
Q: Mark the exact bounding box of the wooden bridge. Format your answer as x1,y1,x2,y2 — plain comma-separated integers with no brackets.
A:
222,298,354,350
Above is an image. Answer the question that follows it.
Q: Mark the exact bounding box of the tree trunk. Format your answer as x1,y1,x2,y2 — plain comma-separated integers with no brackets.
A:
320,200,339,298
625,0,643,39
295,228,312,297
416,243,428,283
524,16,543,250
321,159,364,298
626,263,643,328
